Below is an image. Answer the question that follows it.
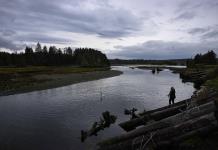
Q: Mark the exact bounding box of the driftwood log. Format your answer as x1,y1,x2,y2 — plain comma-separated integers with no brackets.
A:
119,91,217,131
98,112,218,150
98,99,218,148
139,88,215,116
131,112,218,150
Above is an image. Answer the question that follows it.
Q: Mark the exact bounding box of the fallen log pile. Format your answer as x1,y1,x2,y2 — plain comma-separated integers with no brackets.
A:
97,87,218,150
119,88,217,132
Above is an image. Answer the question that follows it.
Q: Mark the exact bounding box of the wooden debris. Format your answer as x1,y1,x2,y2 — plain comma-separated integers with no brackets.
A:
98,112,218,150
81,111,117,142
124,108,140,120
119,90,217,131
98,99,218,147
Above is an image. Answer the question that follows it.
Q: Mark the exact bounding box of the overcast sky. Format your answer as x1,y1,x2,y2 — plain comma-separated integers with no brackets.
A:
0,0,218,59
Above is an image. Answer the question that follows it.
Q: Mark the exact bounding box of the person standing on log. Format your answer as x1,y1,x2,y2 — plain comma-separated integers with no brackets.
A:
168,87,176,105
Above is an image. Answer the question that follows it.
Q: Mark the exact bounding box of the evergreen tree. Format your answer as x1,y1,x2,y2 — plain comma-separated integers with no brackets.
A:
25,46,33,54
193,50,217,65
42,46,48,53
73,48,110,67
65,47,73,55
35,42,42,53
49,46,57,54
57,48,62,55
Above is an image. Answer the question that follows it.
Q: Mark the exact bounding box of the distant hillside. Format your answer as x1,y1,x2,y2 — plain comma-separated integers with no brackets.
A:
110,59,188,66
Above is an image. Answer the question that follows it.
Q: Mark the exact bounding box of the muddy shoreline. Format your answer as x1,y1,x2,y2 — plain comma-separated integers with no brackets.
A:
0,70,122,96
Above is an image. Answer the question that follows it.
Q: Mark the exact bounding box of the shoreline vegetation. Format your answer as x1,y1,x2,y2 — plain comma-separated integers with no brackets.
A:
0,66,122,96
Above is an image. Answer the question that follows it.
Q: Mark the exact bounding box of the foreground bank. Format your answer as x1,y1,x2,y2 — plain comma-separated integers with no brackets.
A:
0,66,122,96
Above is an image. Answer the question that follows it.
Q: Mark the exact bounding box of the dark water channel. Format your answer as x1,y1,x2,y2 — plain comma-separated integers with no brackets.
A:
0,66,195,150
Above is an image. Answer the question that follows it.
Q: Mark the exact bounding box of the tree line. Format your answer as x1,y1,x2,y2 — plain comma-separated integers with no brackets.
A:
0,43,110,67
187,50,217,67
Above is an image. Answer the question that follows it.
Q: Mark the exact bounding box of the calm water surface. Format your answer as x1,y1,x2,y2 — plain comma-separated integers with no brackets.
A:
0,66,195,150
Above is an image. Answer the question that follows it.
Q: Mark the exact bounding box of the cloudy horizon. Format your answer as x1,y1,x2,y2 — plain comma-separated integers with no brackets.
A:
0,0,218,59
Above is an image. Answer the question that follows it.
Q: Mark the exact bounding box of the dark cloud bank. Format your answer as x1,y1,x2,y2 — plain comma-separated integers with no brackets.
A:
0,0,218,59
0,0,142,50
110,40,218,59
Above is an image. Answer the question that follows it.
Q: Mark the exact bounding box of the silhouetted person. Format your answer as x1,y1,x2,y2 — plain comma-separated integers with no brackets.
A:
168,87,176,105
152,68,155,74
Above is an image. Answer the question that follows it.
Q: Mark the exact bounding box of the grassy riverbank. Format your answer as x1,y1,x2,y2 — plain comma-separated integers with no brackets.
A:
206,77,218,91
181,65,218,89
0,66,122,96
204,65,218,91
175,65,218,150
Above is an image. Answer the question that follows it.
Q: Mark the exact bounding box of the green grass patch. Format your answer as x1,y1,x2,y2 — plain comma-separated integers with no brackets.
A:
0,66,110,75
182,135,202,146
205,77,218,91
0,66,110,92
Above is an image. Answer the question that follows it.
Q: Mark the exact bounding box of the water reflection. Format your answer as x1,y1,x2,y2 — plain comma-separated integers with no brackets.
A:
0,66,195,150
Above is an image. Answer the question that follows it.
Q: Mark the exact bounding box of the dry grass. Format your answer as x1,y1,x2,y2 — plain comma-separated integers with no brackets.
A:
0,66,110,93
0,66,109,74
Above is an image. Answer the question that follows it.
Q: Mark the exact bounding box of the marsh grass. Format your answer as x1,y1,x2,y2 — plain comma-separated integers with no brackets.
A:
0,66,110,92
0,66,109,74
205,77,218,91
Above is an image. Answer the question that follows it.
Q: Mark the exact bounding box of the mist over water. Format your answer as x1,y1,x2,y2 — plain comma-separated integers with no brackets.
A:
0,66,195,150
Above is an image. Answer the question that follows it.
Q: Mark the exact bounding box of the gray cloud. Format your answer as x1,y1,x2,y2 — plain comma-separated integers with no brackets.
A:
176,0,218,12
0,29,16,37
172,0,217,25
109,40,218,59
0,29,73,50
15,33,74,44
202,30,218,39
188,28,210,35
0,36,24,50
0,0,144,40
173,11,196,21
0,0,150,51
188,25,218,40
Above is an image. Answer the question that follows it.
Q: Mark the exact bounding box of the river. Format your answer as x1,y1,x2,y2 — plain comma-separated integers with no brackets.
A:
0,66,195,150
